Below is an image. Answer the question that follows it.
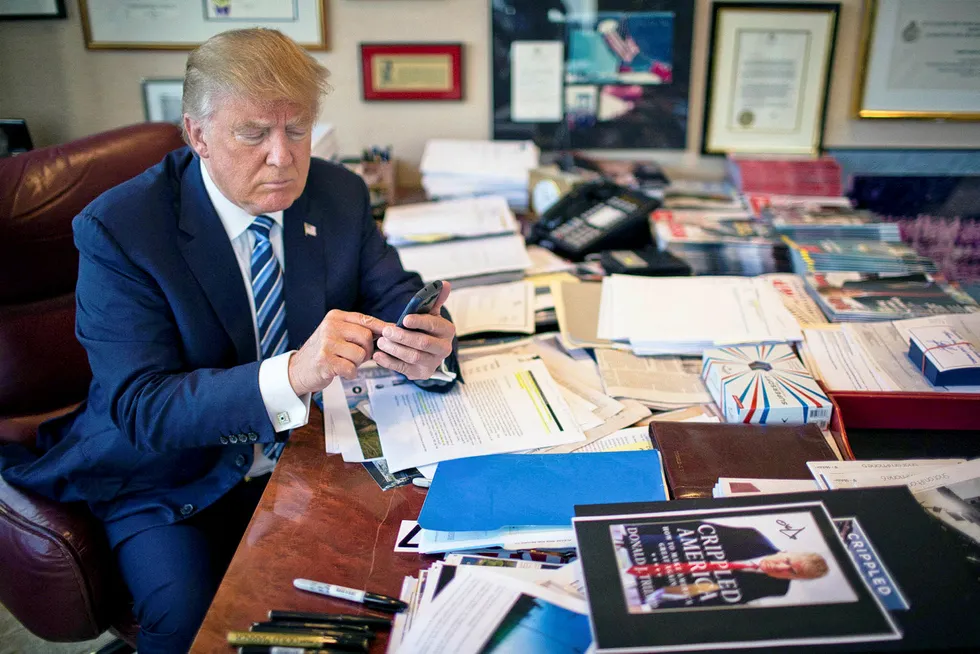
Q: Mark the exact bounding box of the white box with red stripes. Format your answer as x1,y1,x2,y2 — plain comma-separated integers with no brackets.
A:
701,344,832,429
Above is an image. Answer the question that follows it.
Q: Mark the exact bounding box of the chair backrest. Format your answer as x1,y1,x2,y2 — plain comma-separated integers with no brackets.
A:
0,123,186,419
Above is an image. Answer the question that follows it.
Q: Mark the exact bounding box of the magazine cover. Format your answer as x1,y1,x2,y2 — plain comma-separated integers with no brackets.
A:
574,502,900,652
806,272,978,321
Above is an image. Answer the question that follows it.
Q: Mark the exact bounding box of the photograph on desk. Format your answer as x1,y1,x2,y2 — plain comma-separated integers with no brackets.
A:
574,502,900,651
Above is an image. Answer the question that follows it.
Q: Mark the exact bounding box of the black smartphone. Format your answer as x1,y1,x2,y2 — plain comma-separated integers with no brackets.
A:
396,280,444,328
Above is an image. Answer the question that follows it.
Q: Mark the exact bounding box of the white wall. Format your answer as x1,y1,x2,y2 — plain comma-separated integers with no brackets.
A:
2,0,979,182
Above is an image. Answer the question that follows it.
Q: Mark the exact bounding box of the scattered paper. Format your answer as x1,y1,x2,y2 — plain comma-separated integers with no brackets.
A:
395,233,532,287
383,196,518,246
596,348,712,409
369,355,585,472
418,525,576,555
322,377,358,455
807,459,965,489
443,281,535,337
573,426,652,453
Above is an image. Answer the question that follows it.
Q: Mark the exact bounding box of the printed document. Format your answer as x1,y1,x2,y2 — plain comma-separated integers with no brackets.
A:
595,348,712,408
321,377,358,455
368,355,584,472
420,139,540,181
443,281,535,337
395,233,532,284
803,314,980,392
382,196,518,246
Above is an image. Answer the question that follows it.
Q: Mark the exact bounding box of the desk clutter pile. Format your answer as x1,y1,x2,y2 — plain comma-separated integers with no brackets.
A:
300,141,980,653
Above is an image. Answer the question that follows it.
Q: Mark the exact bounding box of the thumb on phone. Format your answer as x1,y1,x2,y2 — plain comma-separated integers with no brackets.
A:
429,280,451,315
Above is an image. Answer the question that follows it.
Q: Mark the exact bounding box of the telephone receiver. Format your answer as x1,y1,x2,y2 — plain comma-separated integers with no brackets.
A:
529,180,660,262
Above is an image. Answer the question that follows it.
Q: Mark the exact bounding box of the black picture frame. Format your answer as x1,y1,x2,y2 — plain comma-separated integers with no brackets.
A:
490,0,696,152
0,0,66,20
701,2,840,156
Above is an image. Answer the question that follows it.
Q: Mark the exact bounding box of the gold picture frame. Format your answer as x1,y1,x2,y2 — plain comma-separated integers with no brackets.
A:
854,0,980,120
80,0,329,51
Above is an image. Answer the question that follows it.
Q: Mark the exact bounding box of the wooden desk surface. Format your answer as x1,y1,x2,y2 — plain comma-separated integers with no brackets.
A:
191,405,430,652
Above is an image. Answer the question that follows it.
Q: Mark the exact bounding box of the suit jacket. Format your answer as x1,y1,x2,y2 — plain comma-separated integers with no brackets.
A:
1,148,446,547
634,521,789,607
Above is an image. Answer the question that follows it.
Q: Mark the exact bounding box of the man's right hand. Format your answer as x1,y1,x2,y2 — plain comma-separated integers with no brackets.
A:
287,309,388,396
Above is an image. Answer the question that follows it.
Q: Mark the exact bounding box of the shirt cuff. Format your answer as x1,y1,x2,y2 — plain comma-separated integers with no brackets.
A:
258,351,311,432
428,360,457,383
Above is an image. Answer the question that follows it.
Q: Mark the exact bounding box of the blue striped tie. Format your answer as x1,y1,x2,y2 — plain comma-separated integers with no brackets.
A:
249,215,289,461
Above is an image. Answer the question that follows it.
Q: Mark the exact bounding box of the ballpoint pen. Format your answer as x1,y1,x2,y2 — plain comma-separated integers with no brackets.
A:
227,630,367,652
257,620,373,635
293,579,409,613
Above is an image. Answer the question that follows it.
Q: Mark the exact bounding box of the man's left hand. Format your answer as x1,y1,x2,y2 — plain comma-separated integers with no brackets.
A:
374,281,455,380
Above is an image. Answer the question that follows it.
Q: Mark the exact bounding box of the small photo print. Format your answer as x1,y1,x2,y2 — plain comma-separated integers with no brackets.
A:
919,477,980,546
567,12,674,86
610,510,857,613
483,594,593,654
565,85,598,130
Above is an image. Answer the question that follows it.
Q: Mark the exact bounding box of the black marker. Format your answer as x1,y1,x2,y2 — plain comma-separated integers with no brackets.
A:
293,579,408,613
267,611,392,629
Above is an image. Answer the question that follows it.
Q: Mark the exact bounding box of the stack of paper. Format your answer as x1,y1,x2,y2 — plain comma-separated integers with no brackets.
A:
420,139,540,211
382,195,518,246
595,348,712,410
389,558,590,654
394,233,532,288
443,281,535,337
597,275,803,355
807,459,965,490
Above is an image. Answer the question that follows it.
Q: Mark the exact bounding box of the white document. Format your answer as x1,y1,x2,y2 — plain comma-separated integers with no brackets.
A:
759,273,829,326
369,355,585,472
597,275,802,355
443,281,535,337
807,459,965,489
383,196,518,246
526,245,577,276
395,233,532,284
418,525,576,554
804,315,980,393
420,139,540,182
388,576,421,654
511,41,564,122
532,399,651,454
595,349,712,408
399,572,588,654
322,377,358,455
906,458,980,547
573,426,653,453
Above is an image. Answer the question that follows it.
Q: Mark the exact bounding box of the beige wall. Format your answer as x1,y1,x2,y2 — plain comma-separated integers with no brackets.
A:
2,0,979,177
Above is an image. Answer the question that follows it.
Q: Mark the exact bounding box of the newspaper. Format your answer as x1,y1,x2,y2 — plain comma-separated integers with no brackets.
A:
595,348,712,409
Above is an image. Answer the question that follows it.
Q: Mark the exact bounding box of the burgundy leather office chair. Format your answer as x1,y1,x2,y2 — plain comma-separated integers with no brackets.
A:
0,123,186,644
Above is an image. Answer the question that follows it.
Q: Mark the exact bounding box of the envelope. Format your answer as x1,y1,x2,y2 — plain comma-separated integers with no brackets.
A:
417,451,666,532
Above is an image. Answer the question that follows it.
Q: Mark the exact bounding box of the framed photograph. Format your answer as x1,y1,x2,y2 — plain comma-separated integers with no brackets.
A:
702,3,839,155
79,0,329,50
0,0,65,20
360,43,463,101
142,79,185,125
856,0,980,120
491,1,695,151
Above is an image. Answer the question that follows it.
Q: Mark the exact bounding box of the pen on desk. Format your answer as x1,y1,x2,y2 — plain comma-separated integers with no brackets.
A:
228,630,367,651
268,610,392,629
253,622,374,639
252,620,374,638
293,579,408,613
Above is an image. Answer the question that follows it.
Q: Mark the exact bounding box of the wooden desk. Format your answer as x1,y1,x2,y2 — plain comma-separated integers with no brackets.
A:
191,405,429,652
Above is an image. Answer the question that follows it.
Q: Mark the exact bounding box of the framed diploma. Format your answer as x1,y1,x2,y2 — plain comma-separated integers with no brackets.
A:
79,0,329,50
856,0,980,120
0,0,65,20
702,3,839,155
360,43,463,102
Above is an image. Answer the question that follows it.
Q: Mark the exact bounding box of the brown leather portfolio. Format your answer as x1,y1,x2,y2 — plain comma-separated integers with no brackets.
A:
649,422,836,499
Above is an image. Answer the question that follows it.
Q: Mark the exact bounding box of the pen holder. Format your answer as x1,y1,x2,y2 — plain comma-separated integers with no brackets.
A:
342,158,398,218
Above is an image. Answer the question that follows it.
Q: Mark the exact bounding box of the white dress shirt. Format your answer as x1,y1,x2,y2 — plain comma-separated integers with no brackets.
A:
200,162,310,478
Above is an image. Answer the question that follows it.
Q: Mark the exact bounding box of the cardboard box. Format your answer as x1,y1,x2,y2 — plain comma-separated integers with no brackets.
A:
701,344,832,429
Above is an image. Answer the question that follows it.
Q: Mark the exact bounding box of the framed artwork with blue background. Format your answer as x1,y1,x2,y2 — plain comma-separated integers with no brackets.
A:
491,0,694,151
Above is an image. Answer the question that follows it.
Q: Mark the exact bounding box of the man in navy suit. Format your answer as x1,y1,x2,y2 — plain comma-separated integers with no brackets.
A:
2,29,457,653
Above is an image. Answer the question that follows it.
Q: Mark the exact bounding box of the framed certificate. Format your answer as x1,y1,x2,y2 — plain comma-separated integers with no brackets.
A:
0,0,65,20
79,0,329,50
360,43,463,101
702,3,839,155
856,0,980,120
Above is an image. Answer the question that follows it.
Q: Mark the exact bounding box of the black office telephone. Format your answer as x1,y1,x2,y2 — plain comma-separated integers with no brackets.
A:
528,181,660,261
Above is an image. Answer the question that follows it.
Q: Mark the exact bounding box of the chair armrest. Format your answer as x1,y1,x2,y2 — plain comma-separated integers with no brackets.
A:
0,473,116,642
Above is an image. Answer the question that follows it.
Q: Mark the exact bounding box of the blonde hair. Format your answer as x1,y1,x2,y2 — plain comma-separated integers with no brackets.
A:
793,553,830,579
182,28,331,142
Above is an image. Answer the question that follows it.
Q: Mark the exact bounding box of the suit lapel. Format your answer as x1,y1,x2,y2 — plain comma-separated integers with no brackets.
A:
177,157,256,364
283,189,327,347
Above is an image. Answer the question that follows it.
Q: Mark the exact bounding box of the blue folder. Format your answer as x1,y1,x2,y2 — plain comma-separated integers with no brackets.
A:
417,451,667,532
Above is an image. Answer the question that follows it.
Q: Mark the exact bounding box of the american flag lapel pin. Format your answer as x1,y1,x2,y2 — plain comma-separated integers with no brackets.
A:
303,222,317,237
